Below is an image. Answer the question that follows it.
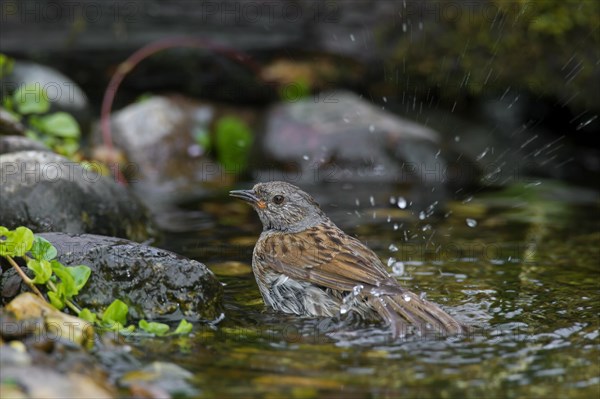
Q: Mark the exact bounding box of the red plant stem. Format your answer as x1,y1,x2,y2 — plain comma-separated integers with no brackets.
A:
100,37,263,185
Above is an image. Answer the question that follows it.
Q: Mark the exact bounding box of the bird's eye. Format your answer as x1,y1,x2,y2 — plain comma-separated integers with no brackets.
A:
272,195,285,205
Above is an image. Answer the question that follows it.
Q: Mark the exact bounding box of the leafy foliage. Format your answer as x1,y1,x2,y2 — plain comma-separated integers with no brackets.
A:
0,53,15,79
0,226,193,339
0,53,82,157
214,116,253,173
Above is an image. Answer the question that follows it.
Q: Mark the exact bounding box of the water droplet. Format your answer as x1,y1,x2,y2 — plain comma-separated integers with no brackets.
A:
525,181,542,187
369,124,375,133
382,96,388,103
355,198,360,206
352,285,364,296
389,196,396,205
369,196,375,206
576,115,597,130
392,262,405,276
454,135,461,142
476,147,490,161
462,196,473,204
388,244,398,252
419,211,426,220
340,304,349,314
302,155,309,161
466,218,477,227
393,223,399,231
403,294,411,302
397,197,407,209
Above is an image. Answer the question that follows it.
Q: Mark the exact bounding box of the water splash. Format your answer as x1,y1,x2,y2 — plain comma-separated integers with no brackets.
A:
397,197,407,209
392,262,405,276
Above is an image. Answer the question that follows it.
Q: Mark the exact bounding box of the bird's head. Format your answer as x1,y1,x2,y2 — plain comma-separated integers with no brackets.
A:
230,181,327,232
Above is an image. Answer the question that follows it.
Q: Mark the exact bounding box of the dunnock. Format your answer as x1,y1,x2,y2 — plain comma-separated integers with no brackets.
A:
231,181,464,337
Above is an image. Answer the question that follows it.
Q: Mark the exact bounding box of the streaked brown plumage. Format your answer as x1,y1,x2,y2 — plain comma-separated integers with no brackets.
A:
230,181,464,338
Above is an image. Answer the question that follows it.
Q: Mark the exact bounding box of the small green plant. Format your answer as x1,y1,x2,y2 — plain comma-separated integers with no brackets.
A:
0,53,15,79
0,226,193,338
214,115,253,173
279,78,311,102
0,53,82,158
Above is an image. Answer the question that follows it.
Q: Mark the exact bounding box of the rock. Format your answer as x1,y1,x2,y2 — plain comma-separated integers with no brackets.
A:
0,135,50,155
260,90,475,186
0,151,155,241
0,108,26,135
1,60,91,128
0,233,223,322
120,362,198,398
92,95,257,205
4,293,94,348
1,295,115,399
0,366,115,399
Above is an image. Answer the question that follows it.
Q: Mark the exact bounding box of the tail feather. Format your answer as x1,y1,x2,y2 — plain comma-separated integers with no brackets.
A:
370,296,409,338
371,292,464,337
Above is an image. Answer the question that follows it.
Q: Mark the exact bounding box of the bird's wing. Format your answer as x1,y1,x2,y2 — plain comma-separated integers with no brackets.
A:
257,224,466,336
257,224,403,294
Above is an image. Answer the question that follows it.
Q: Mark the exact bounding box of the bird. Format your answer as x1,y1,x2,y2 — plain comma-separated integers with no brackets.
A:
230,181,465,338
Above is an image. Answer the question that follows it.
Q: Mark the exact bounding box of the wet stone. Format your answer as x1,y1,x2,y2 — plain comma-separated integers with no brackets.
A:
0,135,51,155
0,233,224,322
0,151,155,241
261,90,477,187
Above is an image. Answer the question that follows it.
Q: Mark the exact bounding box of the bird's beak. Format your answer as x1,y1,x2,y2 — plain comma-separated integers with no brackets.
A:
229,189,267,209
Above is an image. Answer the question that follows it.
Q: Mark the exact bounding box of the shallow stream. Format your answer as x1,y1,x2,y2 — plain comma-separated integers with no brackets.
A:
123,180,599,398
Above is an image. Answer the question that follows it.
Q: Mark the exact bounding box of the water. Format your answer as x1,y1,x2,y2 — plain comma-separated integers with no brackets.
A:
136,181,599,398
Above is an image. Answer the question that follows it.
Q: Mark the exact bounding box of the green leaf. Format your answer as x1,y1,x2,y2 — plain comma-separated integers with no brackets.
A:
214,116,253,173
24,129,39,141
30,236,57,261
66,265,91,292
13,84,50,114
27,259,52,284
54,139,80,157
79,308,97,324
51,261,77,298
0,227,35,257
102,322,135,334
139,320,170,336
102,299,129,326
279,77,311,102
173,319,193,335
48,291,65,310
0,53,15,79
193,127,211,150
13,227,34,256
38,112,80,138
3,95,14,112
